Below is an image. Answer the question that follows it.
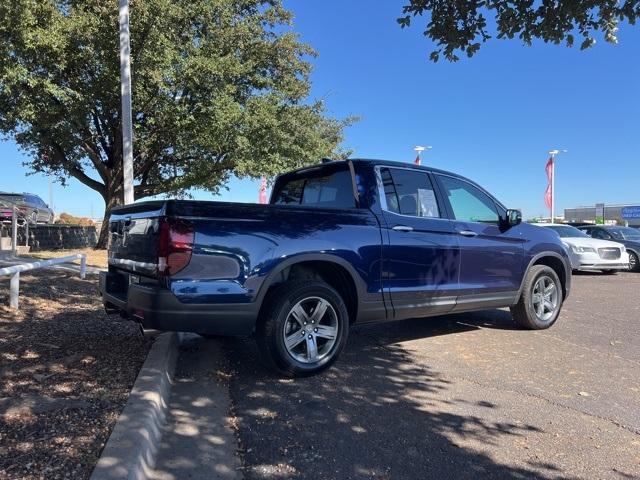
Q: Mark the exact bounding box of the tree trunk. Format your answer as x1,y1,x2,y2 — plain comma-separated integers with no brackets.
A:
96,214,111,250
95,182,124,250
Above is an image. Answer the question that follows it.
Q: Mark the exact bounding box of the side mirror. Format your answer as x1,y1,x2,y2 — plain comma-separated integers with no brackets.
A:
505,209,522,227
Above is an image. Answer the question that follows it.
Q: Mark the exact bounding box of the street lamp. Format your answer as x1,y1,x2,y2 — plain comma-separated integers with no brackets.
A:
548,149,567,222
414,145,432,165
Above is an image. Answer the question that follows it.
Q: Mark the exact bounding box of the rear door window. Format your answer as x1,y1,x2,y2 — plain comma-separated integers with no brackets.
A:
380,168,440,218
272,168,356,208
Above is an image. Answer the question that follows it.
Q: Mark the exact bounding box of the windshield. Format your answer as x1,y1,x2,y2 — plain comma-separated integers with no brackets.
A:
607,227,640,241
544,225,589,238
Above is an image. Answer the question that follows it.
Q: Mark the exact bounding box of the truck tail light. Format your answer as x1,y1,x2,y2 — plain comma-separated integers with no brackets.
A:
157,218,194,277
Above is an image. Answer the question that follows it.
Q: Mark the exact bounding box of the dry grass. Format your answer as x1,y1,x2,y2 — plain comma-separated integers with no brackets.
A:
0,269,151,479
25,249,108,269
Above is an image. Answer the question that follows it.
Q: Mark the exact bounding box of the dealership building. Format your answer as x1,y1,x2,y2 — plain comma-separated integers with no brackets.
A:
564,204,640,227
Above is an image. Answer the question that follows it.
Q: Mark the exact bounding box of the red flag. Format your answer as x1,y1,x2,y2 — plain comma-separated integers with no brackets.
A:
544,157,553,210
414,154,421,166
258,177,268,204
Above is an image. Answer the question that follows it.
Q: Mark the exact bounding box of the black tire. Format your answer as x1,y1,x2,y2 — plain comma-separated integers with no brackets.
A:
256,280,349,377
510,265,563,330
629,251,639,272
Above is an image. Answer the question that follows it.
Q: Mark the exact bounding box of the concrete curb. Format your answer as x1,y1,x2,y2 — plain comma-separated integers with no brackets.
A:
90,332,180,480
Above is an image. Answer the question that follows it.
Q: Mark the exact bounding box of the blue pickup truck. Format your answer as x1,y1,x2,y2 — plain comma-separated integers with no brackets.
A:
100,159,571,376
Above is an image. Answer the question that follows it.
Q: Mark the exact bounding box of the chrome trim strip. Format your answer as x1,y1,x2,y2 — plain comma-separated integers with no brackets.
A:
109,258,157,271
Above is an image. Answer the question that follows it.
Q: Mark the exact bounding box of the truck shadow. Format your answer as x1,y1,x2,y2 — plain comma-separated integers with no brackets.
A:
351,308,517,346
223,310,574,480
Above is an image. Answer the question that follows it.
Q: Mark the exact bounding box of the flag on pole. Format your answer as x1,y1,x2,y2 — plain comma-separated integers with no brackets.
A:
414,154,421,166
544,157,553,211
258,177,268,204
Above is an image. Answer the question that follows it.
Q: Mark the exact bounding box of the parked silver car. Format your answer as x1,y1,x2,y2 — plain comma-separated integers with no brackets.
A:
0,192,54,225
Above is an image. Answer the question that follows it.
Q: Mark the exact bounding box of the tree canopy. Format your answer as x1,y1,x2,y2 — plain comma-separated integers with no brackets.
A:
0,0,352,246
398,0,640,61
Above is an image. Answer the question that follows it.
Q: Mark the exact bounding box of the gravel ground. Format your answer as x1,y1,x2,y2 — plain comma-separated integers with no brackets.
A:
226,271,640,480
0,269,151,480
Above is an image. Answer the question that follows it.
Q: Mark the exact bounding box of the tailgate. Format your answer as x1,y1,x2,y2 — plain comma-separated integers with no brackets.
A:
108,202,166,278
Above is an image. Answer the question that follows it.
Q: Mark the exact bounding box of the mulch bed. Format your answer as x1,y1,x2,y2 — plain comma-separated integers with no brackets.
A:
0,269,152,480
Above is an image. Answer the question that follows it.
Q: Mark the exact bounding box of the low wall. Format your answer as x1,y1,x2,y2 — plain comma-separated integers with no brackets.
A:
0,224,98,251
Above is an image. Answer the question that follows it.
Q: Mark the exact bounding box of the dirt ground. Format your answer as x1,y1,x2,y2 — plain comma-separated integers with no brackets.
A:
25,248,108,269
0,268,151,480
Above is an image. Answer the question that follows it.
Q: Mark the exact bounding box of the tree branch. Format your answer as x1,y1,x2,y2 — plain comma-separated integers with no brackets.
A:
50,141,106,196
81,140,110,182
92,111,111,159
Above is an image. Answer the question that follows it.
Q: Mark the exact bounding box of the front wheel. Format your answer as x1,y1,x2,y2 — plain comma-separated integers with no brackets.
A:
629,251,639,272
256,281,349,377
511,265,563,330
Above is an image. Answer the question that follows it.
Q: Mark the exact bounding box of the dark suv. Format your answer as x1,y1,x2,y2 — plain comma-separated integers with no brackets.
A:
0,193,54,225
578,225,640,271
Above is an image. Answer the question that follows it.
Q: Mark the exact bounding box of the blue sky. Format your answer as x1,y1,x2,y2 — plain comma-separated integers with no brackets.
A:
2,0,639,219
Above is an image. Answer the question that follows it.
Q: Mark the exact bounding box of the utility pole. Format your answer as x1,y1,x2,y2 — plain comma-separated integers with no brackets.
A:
48,177,54,211
548,149,567,222
119,0,134,205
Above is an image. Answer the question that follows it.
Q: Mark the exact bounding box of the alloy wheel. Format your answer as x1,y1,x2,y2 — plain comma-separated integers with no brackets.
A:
282,296,339,364
531,275,559,323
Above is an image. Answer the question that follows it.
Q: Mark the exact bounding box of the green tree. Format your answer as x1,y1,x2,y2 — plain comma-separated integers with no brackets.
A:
0,0,352,247
398,1,640,61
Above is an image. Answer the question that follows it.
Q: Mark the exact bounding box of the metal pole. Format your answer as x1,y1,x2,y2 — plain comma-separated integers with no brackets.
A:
80,254,87,279
550,153,555,222
119,0,135,205
25,220,29,248
11,206,17,256
48,177,54,211
10,271,19,309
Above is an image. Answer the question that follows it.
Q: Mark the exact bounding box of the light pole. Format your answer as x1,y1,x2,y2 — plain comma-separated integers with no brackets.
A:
548,149,567,222
414,145,432,165
119,0,134,205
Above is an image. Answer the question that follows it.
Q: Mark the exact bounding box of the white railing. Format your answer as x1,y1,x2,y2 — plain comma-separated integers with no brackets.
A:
0,201,29,254
0,254,87,309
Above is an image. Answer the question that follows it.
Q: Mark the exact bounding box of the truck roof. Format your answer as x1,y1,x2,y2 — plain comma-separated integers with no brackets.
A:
283,158,465,179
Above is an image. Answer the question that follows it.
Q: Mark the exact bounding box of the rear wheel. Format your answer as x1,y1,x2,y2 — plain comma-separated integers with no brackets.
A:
511,265,563,330
629,251,639,272
256,280,349,377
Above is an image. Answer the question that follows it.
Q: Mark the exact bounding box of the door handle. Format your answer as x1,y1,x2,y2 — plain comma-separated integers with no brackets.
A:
392,225,414,232
458,229,478,237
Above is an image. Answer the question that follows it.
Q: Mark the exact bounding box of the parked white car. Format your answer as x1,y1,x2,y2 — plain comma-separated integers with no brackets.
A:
534,224,629,273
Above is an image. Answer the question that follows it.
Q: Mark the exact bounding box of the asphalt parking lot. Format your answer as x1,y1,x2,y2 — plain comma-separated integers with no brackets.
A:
225,271,640,480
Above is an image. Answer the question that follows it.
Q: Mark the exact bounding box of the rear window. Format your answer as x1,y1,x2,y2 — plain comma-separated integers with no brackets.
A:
271,168,356,208
0,194,24,204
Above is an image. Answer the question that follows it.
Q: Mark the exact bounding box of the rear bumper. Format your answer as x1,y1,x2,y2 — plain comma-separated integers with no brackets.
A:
99,271,257,336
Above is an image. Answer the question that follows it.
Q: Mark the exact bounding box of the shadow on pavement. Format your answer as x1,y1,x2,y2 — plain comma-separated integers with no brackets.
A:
224,309,575,480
